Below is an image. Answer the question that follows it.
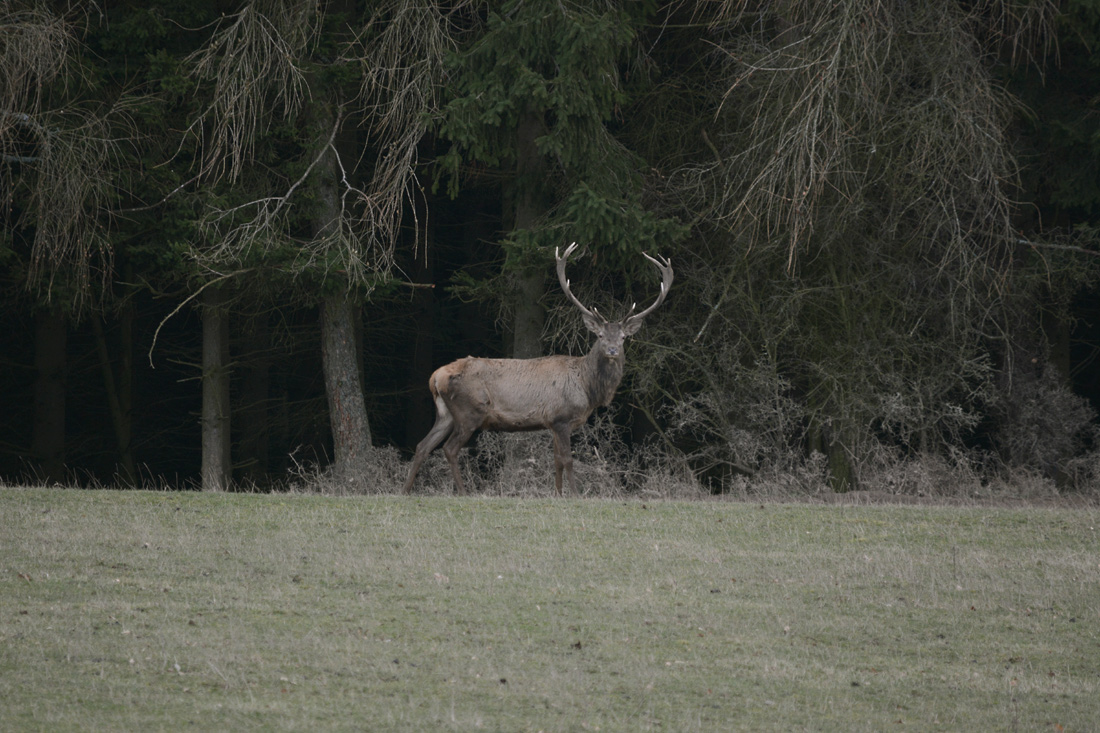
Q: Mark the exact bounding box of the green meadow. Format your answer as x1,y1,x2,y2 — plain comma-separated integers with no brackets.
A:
2,489,1097,731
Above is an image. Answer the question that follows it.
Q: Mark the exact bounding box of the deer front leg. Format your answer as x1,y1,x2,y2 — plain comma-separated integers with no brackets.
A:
551,422,575,496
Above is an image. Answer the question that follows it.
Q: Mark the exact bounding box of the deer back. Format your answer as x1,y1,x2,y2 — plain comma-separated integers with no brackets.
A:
432,348,624,432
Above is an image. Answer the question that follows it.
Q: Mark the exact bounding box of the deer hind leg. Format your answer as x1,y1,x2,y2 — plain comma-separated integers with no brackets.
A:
551,422,575,496
441,423,476,495
402,395,454,494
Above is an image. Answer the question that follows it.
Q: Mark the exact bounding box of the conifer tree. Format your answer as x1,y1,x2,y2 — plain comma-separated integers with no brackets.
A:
436,1,683,357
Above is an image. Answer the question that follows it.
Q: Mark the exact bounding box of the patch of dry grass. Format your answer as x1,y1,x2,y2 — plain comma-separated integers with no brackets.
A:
1,489,1097,730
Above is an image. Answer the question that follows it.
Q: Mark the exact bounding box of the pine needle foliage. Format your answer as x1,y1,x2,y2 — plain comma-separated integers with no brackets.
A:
435,0,684,274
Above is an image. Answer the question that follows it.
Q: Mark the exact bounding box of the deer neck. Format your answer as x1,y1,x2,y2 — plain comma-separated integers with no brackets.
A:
582,345,625,408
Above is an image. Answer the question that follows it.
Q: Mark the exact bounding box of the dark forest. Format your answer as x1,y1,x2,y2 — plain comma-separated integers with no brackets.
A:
2,0,1099,495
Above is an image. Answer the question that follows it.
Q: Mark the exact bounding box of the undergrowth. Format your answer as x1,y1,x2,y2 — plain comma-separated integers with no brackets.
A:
288,407,1099,502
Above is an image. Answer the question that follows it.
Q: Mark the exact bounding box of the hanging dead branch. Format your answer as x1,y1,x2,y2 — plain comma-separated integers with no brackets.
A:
186,0,317,185
1,2,135,311
25,106,132,306
189,1,471,288
344,0,474,267
0,6,72,133
674,0,1054,272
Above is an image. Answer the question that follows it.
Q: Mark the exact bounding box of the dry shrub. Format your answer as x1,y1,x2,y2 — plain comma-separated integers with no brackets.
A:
734,451,830,499
465,432,557,497
289,444,406,496
361,407,707,499
458,408,705,498
1065,450,1100,495
658,343,816,495
859,448,987,499
982,467,1061,503
630,457,708,500
288,368,1098,499
995,366,1100,491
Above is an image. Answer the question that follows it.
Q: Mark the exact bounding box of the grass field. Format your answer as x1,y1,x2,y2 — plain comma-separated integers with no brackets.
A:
1,489,1097,731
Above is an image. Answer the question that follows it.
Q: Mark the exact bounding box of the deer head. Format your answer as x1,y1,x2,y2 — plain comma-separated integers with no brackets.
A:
555,241,673,359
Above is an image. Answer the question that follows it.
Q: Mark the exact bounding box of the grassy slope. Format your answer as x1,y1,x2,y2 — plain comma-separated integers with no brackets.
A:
1,489,1097,731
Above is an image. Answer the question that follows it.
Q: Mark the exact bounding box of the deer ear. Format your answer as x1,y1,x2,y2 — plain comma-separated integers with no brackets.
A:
582,311,605,335
622,317,644,336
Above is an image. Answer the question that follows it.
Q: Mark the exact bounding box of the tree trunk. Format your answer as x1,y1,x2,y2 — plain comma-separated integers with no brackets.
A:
508,108,548,359
510,269,547,359
407,237,436,447
201,284,232,491
238,309,271,485
270,368,291,477
322,295,372,466
826,438,856,493
310,104,373,469
808,417,857,492
91,310,137,485
31,307,66,484
1042,305,1072,384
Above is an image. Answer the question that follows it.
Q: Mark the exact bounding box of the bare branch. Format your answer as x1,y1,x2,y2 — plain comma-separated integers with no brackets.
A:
187,1,468,289
12,101,137,312
186,1,316,184
343,0,471,266
672,0,1049,272
198,106,345,266
147,269,256,368
0,7,72,126
1017,237,1100,259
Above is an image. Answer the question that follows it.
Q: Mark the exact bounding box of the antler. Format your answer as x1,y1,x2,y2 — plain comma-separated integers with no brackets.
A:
623,251,674,329
556,242,673,327
555,242,603,322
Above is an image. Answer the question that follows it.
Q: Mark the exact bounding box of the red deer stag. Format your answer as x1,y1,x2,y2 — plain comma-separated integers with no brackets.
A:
402,242,673,495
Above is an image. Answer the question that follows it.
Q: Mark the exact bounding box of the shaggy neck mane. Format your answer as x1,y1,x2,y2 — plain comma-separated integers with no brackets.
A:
582,346,625,409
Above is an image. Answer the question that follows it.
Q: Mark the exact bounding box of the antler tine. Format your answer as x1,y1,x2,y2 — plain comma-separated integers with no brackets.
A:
624,251,674,326
555,242,601,321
